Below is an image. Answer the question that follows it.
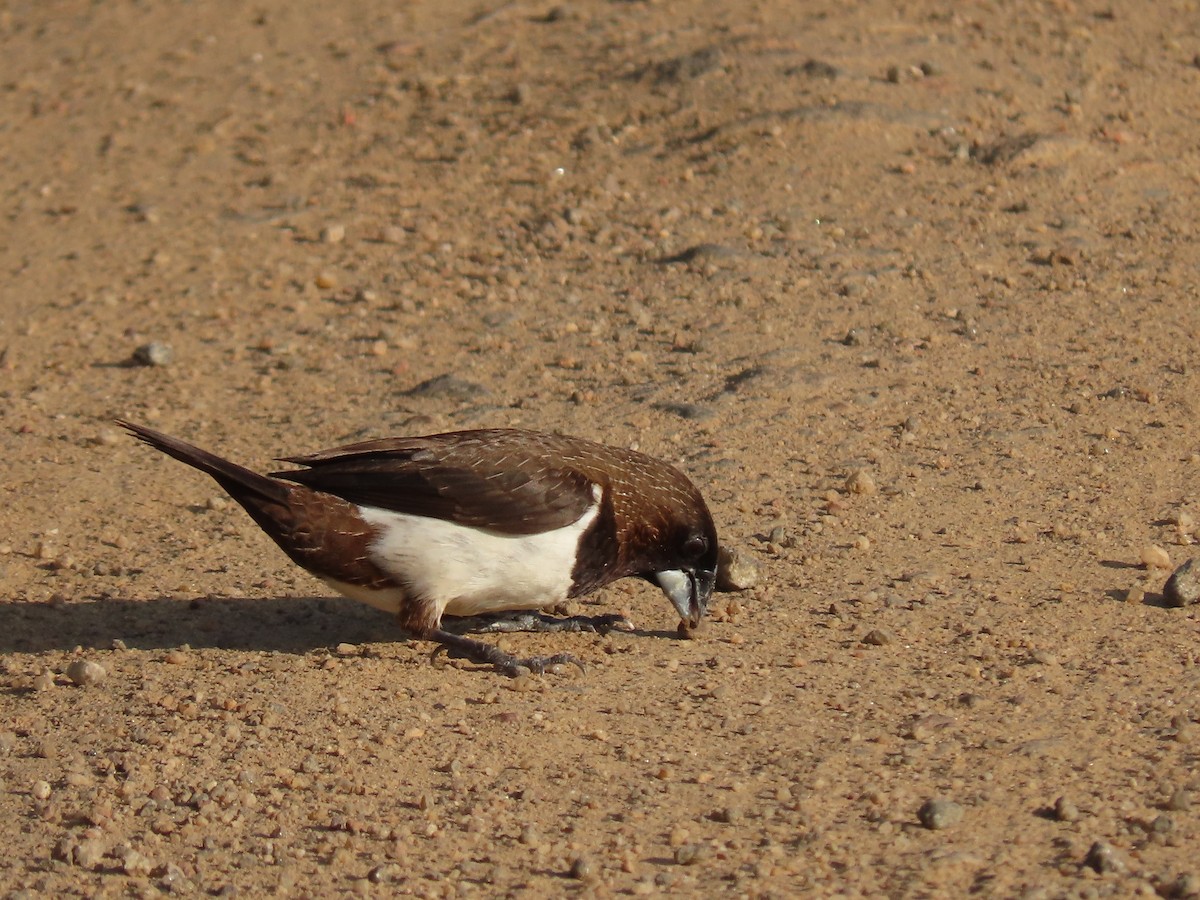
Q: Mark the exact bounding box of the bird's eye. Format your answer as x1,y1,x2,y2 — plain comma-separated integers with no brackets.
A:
682,534,708,560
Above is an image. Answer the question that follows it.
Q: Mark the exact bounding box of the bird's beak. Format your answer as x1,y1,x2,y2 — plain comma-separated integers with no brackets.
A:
655,568,715,628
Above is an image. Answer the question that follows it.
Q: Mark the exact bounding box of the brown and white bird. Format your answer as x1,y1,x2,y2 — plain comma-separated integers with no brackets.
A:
118,421,718,674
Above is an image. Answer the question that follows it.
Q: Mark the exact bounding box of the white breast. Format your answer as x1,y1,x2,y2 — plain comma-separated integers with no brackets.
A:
352,486,601,619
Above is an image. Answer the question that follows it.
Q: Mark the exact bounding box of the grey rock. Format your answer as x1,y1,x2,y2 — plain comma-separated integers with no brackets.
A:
403,374,490,401
132,342,173,367
1164,558,1200,607
917,798,964,830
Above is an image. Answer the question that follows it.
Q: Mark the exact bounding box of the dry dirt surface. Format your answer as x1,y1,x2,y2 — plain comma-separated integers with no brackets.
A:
3,0,1200,896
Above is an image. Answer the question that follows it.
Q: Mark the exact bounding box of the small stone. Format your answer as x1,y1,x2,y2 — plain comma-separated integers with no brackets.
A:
716,545,759,592
1168,873,1200,897
74,838,106,869
368,863,403,884
1166,788,1192,811
1141,545,1171,569
31,780,51,800
403,374,490,400
158,862,189,890
1083,840,1128,874
66,660,106,686
314,271,338,290
568,856,595,881
32,671,54,691
320,223,345,244
335,643,358,657
1054,796,1079,822
121,848,154,877
846,468,877,495
673,843,710,866
861,629,894,647
1164,558,1200,607
132,342,172,367
654,401,715,420
380,225,406,244
917,798,964,830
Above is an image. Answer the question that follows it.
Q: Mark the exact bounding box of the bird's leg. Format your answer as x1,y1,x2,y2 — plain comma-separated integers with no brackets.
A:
440,611,634,635
428,630,586,677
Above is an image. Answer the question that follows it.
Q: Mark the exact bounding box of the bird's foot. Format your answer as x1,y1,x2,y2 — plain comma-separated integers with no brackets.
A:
429,629,586,677
441,611,634,635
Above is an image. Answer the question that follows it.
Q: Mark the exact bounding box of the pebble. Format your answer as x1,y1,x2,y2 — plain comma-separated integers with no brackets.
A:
568,855,595,881
672,844,705,868
403,374,490,400
1166,788,1192,811
660,243,741,266
846,468,877,496
32,671,54,691
121,848,154,877
712,806,742,824
74,838,106,869
314,271,338,290
1141,545,1171,570
861,629,895,647
380,225,406,244
368,863,404,884
917,798,964,830
1164,558,1200,607
1053,796,1079,822
654,401,715,421
716,545,759,592
1083,840,1128,874
132,342,173,367
321,223,346,244
66,660,106,686
31,780,51,800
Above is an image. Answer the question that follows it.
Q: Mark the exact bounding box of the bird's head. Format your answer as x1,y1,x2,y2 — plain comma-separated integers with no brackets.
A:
647,511,719,629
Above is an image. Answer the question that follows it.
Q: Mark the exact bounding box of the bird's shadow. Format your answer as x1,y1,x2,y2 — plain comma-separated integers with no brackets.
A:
0,595,403,655
0,595,684,655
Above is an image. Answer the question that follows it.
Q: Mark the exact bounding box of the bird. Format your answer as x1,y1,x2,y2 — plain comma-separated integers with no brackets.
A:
117,420,719,675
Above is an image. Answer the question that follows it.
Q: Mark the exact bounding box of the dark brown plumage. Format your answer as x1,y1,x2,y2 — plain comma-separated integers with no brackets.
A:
118,421,718,674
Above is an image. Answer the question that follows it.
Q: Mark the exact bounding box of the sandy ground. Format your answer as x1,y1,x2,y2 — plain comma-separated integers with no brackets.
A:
3,0,1200,896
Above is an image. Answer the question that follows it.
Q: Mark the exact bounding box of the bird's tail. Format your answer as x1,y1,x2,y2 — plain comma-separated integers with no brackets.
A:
117,420,291,506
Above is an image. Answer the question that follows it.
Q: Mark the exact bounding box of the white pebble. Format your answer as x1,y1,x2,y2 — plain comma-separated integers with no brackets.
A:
66,660,107,686
846,468,877,495
1141,545,1171,569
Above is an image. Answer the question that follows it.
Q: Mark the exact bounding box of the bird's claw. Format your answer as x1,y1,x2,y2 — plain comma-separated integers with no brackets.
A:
501,653,587,677
429,630,586,676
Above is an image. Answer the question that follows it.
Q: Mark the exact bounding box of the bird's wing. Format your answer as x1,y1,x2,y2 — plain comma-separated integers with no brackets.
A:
271,432,597,535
